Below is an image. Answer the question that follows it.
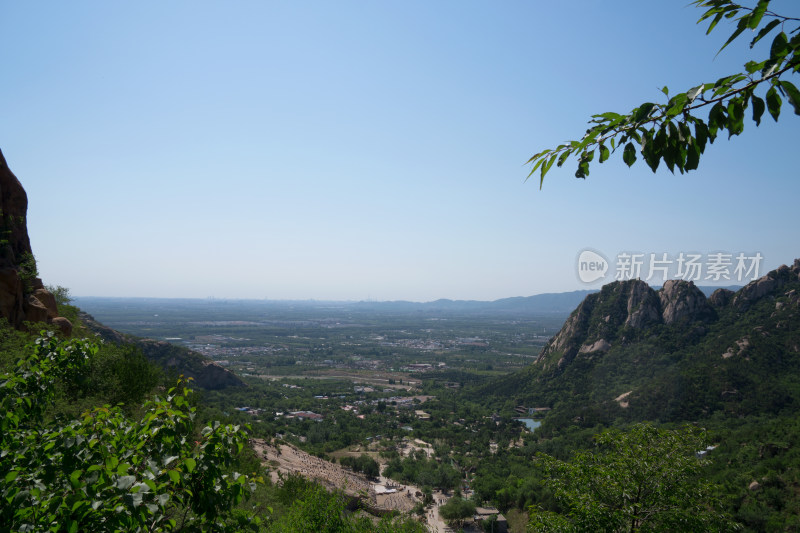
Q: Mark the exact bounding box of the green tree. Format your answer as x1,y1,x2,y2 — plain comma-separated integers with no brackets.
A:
0,333,261,532
528,423,735,532
439,495,477,528
527,0,800,185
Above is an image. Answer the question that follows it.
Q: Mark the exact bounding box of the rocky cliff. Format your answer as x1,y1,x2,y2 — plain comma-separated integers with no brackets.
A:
0,148,71,334
536,277,717,371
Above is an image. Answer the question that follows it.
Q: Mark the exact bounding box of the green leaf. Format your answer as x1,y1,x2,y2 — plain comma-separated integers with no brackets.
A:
599,144,610,163
744,60,766,74
708,102,726,130
727,98,745,137
751,94,765,125
540,154,557,185
694,121,709,153
751,19,781,48
717,16,749,56
622,142,636,167
779,81,800,115
632,102,657,122
69,470,83,489
184,458,197,473
770,32,789,62
766,86,782,121
705,12,724,35
747,0,769,30
686,140,701,171
666,93,689,117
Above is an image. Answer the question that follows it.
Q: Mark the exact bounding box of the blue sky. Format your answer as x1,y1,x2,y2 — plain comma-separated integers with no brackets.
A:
2,1,798,301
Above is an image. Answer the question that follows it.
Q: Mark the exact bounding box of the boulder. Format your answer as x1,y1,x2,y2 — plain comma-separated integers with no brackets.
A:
51,316,73,336
32,287,59,319
24,293,51,324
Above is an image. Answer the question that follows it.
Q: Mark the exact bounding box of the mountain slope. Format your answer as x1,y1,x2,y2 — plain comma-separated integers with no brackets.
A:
79,311,245,390
482,259,800,426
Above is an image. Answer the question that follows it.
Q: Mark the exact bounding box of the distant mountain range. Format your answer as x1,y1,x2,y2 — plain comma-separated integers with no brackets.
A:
76,285,741,317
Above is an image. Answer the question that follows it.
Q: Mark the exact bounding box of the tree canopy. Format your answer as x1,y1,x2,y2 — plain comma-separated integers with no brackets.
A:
528,423,734,532
527,0,800,186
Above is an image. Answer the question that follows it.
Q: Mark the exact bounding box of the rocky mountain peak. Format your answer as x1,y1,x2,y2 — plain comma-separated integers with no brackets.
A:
659,279,716,325
536,259,799,375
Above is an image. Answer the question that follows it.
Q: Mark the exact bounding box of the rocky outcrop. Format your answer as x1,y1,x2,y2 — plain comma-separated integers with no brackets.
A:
625,280,662,328
709,288,735,308
659,279,716,324
579,338,611,354
733,260,800,310
0,148,72,333
537,278,719,367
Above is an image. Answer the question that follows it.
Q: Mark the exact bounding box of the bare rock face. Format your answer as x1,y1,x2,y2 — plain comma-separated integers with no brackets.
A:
658,279,716,325
579,338,611,354
0,267,24,323
709,288,735,308
0,148,33,270
733,262,800,310
0,148,72,333
625,279,661,328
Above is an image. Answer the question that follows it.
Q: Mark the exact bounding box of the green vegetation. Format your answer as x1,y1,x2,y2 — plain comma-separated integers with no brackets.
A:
527,0,800,184
438,495,476,527
339,455,380,478
530,424,734,532
66,264,800,532
0,332,259,532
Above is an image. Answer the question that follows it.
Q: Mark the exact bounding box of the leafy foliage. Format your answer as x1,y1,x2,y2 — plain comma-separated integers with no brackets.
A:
268,473,427,533
527,0,800,185
438,495,477,527
339,454,380,478
529,424,735,532
0,333,260,532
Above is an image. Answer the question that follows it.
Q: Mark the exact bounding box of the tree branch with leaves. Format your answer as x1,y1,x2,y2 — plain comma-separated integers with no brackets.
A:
527,0,800,187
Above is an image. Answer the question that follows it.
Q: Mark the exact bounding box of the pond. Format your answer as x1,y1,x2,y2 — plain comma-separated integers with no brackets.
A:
515,418,542,432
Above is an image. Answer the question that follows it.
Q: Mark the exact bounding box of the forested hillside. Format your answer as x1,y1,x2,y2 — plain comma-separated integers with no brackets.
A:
473,260,800,530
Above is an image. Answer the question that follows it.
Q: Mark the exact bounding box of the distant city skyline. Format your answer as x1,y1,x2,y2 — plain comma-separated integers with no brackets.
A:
3,2,798,301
